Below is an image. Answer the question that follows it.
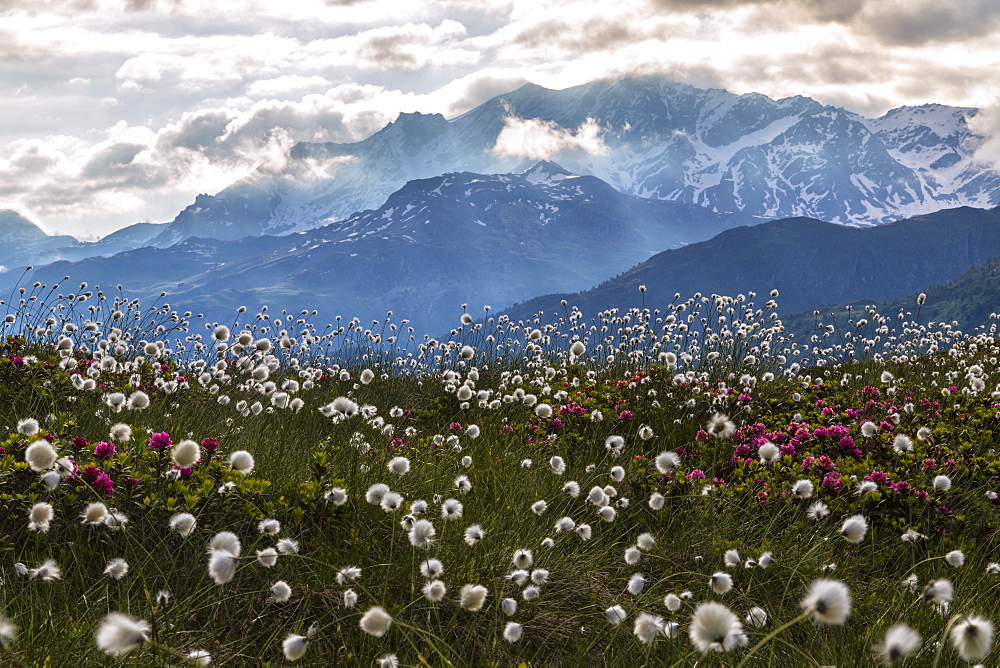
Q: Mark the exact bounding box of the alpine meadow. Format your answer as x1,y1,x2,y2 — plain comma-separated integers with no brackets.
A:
4,1,1000,666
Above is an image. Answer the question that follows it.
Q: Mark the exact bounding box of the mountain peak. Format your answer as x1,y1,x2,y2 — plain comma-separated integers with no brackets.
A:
0,209,49,242
520,160,576,185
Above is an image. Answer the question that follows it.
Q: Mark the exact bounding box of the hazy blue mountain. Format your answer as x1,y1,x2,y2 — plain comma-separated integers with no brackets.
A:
18,163,749,334
498,206,1000,327
146,76,999,246
0,209,78,272
0,211,166,276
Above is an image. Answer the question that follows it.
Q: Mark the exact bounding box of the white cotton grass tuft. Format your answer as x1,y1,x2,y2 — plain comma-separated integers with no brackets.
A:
324,487,348,505
408,519,436,548
207,531,241,585
892,434,914,454
257,548,278,568
861,421,878,437
689,601,744,653
649,492,665,510
723,549,741,568
792,479,814,498
807,501,830,520
29,559,61,581
0,613,16,648
257,518,280,535
710,572,733,595
423,580,447,602
622,548,641,568
276,538,299,554
210,532,241,556
83,502,109,525
840,515,869,543
95,613,150,656
604,605,627,626
28,502,53,533
921,579,953,604
875,623,921,664
758,441,781,463
25,440,58,472
746,606,768,628
933,475,952,491
800,579,852,625
463,524,484,546
342,589,358,609
459,584,488,611
109,423,132,442
441,498,463,520
420,559,444,578
169,512,196,537
103,558,129,580
655,451,681,473
282,633,309,661
380,492,404,512
706,413,736,439
636,532,655,551
627,573,646,595
512,549,533,570
336,566,362,584
359,606,393,637
950,615,994,663
387,457,410,475
945,550,965,567
664,593,681,612
549,456,566,474
366,483,390,504
171,439,200,468
17,417,39,436
270,581,292,603
229,450,254,474
634,612,664,644
504,621,524,643
208,550,238,585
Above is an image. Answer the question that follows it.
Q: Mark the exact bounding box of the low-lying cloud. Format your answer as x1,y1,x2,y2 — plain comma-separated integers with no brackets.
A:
491,116,608,160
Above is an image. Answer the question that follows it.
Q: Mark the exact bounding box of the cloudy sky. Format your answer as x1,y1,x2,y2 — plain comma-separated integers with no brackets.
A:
3,0,999,239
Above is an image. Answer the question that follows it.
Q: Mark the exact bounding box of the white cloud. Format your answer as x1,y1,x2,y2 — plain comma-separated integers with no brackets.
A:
491,116,608,160
246,75,332,99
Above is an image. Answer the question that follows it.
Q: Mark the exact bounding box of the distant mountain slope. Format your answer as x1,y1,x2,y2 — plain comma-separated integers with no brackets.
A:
784,252,1000,338
0,209,78,271
19,163,747,334
499,206,1000,327
147,75,1000,246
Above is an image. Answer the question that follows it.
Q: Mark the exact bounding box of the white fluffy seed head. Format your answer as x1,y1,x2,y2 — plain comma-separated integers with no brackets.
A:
95,613,150,656
801,579,852,625
171,440,201,468
25,440,58,472
229,450,254,474
359,606,393,637
459,584,488,611
840,515,868,543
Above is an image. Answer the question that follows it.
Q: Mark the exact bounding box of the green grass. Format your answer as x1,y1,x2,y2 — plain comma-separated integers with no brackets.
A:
0,293,999,666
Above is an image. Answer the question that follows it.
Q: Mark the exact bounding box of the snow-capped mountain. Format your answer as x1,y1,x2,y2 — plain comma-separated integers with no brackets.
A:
19,163,750,335
148,76,999,246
